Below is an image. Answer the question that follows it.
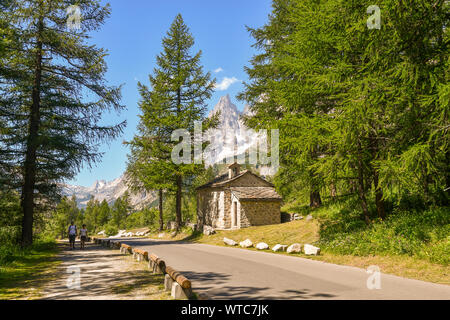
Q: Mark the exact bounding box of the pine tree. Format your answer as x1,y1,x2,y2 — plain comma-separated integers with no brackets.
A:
111,192,131,229
0,0,125,246
126,14,216,230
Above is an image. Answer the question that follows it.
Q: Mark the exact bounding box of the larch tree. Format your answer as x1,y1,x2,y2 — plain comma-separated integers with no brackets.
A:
0,0,125,246
126,14,216,230
239,0,449,221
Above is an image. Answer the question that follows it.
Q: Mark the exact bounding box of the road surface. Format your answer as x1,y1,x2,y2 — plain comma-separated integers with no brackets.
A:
111,238,450,300
41,242,171,300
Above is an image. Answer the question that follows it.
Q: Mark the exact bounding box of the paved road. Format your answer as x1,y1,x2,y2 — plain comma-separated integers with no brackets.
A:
112,238,450,300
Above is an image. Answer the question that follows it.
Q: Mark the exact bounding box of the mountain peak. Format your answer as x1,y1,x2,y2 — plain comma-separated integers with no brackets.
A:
210,94,239,117
219,94,231,104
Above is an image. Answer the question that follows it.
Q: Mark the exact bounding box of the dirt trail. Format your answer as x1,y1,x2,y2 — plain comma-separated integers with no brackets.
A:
40,241,170,300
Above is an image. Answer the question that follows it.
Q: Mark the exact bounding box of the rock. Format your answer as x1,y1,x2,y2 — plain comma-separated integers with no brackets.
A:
167,221,177,231
293,214,303,221
97,230,106,236
223,237,237,246
256,242,269,250
304,244,321,255
287,243,302,254
272,244,288,252
203,225,216,236
170,231,177,237
158,233,165,238
306,215,313,221
239,239,253,248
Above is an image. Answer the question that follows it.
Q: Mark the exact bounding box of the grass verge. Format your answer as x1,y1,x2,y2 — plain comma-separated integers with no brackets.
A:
0,240,61,299
111,253,172,300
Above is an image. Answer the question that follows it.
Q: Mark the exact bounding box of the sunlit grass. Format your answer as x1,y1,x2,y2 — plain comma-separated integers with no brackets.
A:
0,241,60,300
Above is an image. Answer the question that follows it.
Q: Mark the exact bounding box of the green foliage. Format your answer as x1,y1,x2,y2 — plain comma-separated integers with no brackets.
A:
125,14,217,229
45,192,160,236
47,196,81,239
0,191,22,246
103,223,118,237
125,208,157,229
0,0,125,245
111,192,131,229
240,0,449,224
0,236,56,266
318,206,450,265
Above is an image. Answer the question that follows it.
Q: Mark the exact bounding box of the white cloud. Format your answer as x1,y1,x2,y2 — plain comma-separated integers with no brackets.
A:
214,67,224,73
214,77,240,91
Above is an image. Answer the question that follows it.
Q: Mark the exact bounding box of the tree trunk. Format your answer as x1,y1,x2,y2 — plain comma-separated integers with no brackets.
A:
175,175,182,230
158,189,164,231
330,183,337,200
309,190,322,208
373,169,386,220
357,144,370,225
308,167,322,208
370,133,385,220
21,16,43,247
445,150,450,204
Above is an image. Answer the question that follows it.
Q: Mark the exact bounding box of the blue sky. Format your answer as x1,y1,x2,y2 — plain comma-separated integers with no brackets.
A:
69,0,273,187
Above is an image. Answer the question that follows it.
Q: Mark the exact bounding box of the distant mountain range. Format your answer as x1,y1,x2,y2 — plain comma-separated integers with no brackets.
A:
61,175,157,209
62,95,273,208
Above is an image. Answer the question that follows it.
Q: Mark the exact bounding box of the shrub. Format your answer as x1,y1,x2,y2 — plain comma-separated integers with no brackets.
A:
318,207,450,265
104,223,118,237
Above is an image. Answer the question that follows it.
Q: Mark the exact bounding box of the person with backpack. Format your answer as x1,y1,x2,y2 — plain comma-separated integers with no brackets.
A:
68,221,77,250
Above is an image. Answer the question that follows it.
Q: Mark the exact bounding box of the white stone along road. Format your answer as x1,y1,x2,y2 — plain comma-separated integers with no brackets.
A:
111,238,450,300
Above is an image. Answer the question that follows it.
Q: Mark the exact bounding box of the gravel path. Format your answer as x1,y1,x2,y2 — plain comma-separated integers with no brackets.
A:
40,241,170,300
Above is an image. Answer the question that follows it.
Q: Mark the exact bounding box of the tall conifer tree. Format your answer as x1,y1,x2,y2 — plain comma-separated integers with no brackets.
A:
126,14,216,230
0,0,125,246
240,0,449,220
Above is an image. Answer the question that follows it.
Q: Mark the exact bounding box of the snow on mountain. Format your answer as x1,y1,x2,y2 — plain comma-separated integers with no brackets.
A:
63,95,272,209
205,94,259,166
62,175,157,209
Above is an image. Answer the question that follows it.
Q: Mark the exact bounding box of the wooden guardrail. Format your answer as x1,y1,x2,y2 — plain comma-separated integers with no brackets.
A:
165,266,191,289
121,243,132,254
133,248,148,261
97,238,194,299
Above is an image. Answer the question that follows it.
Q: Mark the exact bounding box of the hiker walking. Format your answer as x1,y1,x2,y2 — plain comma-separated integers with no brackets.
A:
68,221,77,250
80,224,88,250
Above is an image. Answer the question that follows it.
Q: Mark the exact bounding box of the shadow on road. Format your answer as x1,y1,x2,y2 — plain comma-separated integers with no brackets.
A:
41,243,167,300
